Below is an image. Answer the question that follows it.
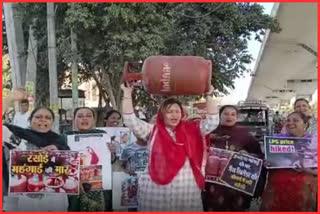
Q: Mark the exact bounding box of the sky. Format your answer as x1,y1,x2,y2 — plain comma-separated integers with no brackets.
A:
220,3,275,105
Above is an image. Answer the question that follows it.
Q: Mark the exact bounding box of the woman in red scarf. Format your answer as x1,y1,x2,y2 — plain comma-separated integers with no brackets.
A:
121,83,219,211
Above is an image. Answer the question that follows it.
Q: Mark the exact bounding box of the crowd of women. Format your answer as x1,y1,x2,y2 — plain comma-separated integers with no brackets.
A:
2,86,317,212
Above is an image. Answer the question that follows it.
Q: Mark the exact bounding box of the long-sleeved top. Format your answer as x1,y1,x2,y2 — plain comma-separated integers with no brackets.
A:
123,113,219,141
2,124,69,212
123,113,219,211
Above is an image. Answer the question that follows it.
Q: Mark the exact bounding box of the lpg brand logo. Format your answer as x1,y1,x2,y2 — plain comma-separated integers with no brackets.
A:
160,62,171,92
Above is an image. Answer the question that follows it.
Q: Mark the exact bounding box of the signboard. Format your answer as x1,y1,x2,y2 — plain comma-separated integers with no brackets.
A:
9,150,80,194
264,136,317,169
205,148,263,196
67,133,111,190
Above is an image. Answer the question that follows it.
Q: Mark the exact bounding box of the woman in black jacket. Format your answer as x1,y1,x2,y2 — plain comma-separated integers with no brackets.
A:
3,89,69,211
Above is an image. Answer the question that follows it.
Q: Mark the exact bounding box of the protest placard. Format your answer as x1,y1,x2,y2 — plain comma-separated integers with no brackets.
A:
205,148,232,185
219,152,263,196
80,165,103,190
67,133,111,190
264,136,317,169
9,150,79,194
120,143,149,172
112,139,148,210
112,172,138,209
205,148,263,196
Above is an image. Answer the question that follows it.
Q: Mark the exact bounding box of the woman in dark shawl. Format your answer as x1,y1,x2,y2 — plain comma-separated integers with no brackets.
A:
3,90,69,211
202,105,264,211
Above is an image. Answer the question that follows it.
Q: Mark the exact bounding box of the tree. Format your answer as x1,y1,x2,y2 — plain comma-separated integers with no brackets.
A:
4,3,280,111
63,3,280,109
63,3,173,110
165,3,281,95
12,3,70,106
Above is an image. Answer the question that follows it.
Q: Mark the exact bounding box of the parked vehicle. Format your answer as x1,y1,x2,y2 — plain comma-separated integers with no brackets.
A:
236,100,271,142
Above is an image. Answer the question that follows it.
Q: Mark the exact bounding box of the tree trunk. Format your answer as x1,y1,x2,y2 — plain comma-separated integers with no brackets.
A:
91,72,109,107
98,92,102,108
3,3,26,88
26,24,37,109
115,78,123,113
71,27,78,111
26,24,37,88
101,68,118,110
47,3,59,132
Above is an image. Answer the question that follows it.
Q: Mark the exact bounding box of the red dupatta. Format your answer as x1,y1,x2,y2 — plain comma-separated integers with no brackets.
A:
149,111,206,189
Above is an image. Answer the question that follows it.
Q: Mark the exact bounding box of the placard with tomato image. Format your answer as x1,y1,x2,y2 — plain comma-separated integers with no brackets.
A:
9,150,80,194
80,165,103,191
67,133,112,190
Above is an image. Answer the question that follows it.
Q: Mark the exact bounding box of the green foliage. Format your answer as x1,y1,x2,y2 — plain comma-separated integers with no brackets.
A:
166,3,280,95
60,3,174,108
4,3,280,109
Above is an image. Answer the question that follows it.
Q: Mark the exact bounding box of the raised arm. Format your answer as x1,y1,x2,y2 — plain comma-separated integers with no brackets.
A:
200,85,220,135
121,83,134,115
121,83,154,140
3,88,28,115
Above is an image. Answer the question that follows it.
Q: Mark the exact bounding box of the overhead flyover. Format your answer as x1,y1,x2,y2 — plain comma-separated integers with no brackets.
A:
246,3,318,109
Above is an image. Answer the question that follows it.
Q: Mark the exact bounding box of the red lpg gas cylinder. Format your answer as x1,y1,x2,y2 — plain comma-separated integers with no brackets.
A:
123,56,212,95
